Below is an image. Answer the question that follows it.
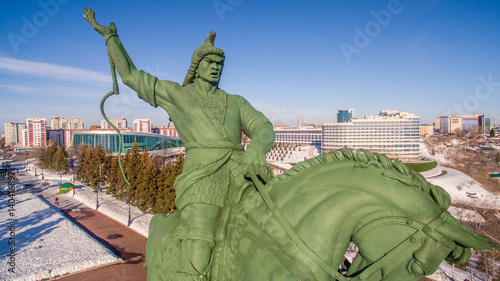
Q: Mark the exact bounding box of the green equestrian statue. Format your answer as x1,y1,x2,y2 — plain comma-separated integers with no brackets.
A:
84,8,275,280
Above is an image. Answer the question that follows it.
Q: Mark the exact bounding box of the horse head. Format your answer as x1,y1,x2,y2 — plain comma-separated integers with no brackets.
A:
345,211,498,281
333,149,500,281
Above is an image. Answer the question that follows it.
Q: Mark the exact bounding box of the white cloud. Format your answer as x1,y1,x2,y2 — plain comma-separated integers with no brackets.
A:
0,84,35,92
0,57,111,84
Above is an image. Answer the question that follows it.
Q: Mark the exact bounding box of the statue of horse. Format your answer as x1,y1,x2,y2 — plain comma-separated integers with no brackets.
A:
145,149,498,281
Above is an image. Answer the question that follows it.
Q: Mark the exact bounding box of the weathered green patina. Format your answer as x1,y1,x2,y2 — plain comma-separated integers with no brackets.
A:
84,9,498,281
146,149,498,280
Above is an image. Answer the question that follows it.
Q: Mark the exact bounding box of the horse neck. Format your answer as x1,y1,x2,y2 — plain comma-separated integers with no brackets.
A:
267,161,390,267
268,159,441,262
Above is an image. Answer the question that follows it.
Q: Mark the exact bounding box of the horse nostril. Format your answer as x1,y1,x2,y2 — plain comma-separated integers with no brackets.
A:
408,259,426,275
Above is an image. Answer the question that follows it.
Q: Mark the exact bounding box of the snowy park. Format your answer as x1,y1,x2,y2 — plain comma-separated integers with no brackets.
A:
0,189,120,280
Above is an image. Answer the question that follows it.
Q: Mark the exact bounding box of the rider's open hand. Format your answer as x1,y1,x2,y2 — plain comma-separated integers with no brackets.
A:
83,8,117,39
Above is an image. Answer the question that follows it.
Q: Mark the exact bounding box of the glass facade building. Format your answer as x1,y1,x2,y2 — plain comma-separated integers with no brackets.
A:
337,109,355,123
322,110,420,159
71,131,183,153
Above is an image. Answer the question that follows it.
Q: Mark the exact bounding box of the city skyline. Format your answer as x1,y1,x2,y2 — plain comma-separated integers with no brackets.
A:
1,1,500,135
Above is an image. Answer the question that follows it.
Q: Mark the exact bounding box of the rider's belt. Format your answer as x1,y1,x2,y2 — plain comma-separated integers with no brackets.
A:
185,141,244,151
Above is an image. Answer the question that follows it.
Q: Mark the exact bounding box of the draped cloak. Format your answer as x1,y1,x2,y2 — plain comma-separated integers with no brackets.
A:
125,70,274,210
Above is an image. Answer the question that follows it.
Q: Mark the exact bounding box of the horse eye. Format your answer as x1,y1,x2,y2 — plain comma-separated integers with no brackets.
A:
408,259,426,275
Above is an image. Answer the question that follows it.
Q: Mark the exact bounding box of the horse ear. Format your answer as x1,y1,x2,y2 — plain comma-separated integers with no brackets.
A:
438,213,499,251
445,246,472,264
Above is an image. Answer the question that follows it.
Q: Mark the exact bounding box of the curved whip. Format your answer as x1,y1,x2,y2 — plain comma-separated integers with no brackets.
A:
99,51,131,187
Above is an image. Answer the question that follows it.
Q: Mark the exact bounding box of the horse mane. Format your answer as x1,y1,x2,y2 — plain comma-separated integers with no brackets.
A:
269,148,451,210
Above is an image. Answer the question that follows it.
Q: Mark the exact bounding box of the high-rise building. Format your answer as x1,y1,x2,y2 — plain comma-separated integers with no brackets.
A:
4,122,26,145
297,117,307,127
101,118,127,129
158,126,178,137
20,128,28,147
51,117,84,130
337,108,355,123
322,110,420,159
133,119,152,133
26,118,47,147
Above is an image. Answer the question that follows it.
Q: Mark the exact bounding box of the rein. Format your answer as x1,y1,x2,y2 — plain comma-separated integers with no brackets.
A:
100,52,131,186
249,172,349,281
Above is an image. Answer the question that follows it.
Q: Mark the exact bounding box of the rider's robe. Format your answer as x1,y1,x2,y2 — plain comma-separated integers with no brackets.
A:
123,70,275,210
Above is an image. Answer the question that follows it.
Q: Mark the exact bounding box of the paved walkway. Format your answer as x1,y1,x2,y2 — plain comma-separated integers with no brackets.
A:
55,208,147,281
14,162,148,281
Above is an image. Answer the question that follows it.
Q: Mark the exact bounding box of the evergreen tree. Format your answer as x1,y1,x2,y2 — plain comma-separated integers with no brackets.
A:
124,141,141,205
76,145,88,182
35,146,47,168
136,151,158,212
490,128,496,137
82,145,96,185
110,155,129,199
92,143,107,210
44,142,58,168
151,155,183,214
53,146,69,183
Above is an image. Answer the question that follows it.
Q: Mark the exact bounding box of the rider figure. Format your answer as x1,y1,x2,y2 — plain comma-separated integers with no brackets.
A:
84,9,275,278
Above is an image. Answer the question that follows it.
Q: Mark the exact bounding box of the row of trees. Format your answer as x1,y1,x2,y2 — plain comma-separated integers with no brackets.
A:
36,141,70,179
76,142,182,214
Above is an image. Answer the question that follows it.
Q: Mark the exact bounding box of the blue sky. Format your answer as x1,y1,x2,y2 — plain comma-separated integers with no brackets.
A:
1,0,500,135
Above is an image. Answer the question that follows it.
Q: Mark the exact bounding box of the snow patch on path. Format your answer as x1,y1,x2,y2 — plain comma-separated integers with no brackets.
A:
0,191,120,281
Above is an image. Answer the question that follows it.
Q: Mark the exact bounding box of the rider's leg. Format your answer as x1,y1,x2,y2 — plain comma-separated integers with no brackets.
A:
179,203,221,275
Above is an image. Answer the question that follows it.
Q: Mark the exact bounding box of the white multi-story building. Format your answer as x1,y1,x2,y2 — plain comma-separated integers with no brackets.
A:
419,124,434,136
26,118,47,147
322,110,420,159
101,118,128,129
274,127,322,146
51,117,84,130
4,122,26,145
158,126,178,137
133,119,152,133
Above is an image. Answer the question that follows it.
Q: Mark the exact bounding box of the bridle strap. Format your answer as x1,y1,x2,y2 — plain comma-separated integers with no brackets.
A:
250,172,349,281
349,212,456,280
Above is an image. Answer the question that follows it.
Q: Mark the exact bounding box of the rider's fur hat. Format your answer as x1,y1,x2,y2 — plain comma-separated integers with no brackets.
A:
182,32,225,86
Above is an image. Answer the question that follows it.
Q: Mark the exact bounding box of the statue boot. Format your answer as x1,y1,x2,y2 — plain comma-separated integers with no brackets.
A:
178,203,221,279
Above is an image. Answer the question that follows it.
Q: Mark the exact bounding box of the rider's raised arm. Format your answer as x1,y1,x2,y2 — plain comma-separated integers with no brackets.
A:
84,8,181,109
83,8,142,92
106,36,139,88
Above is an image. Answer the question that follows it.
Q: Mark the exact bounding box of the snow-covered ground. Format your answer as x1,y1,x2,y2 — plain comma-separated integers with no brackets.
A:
0,190,120,281
64,183,153,237
420,141,500,281
421,142,500,209
23,162,153,238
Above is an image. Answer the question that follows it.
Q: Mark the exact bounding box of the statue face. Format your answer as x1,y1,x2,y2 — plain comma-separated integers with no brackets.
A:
196,54,224,84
